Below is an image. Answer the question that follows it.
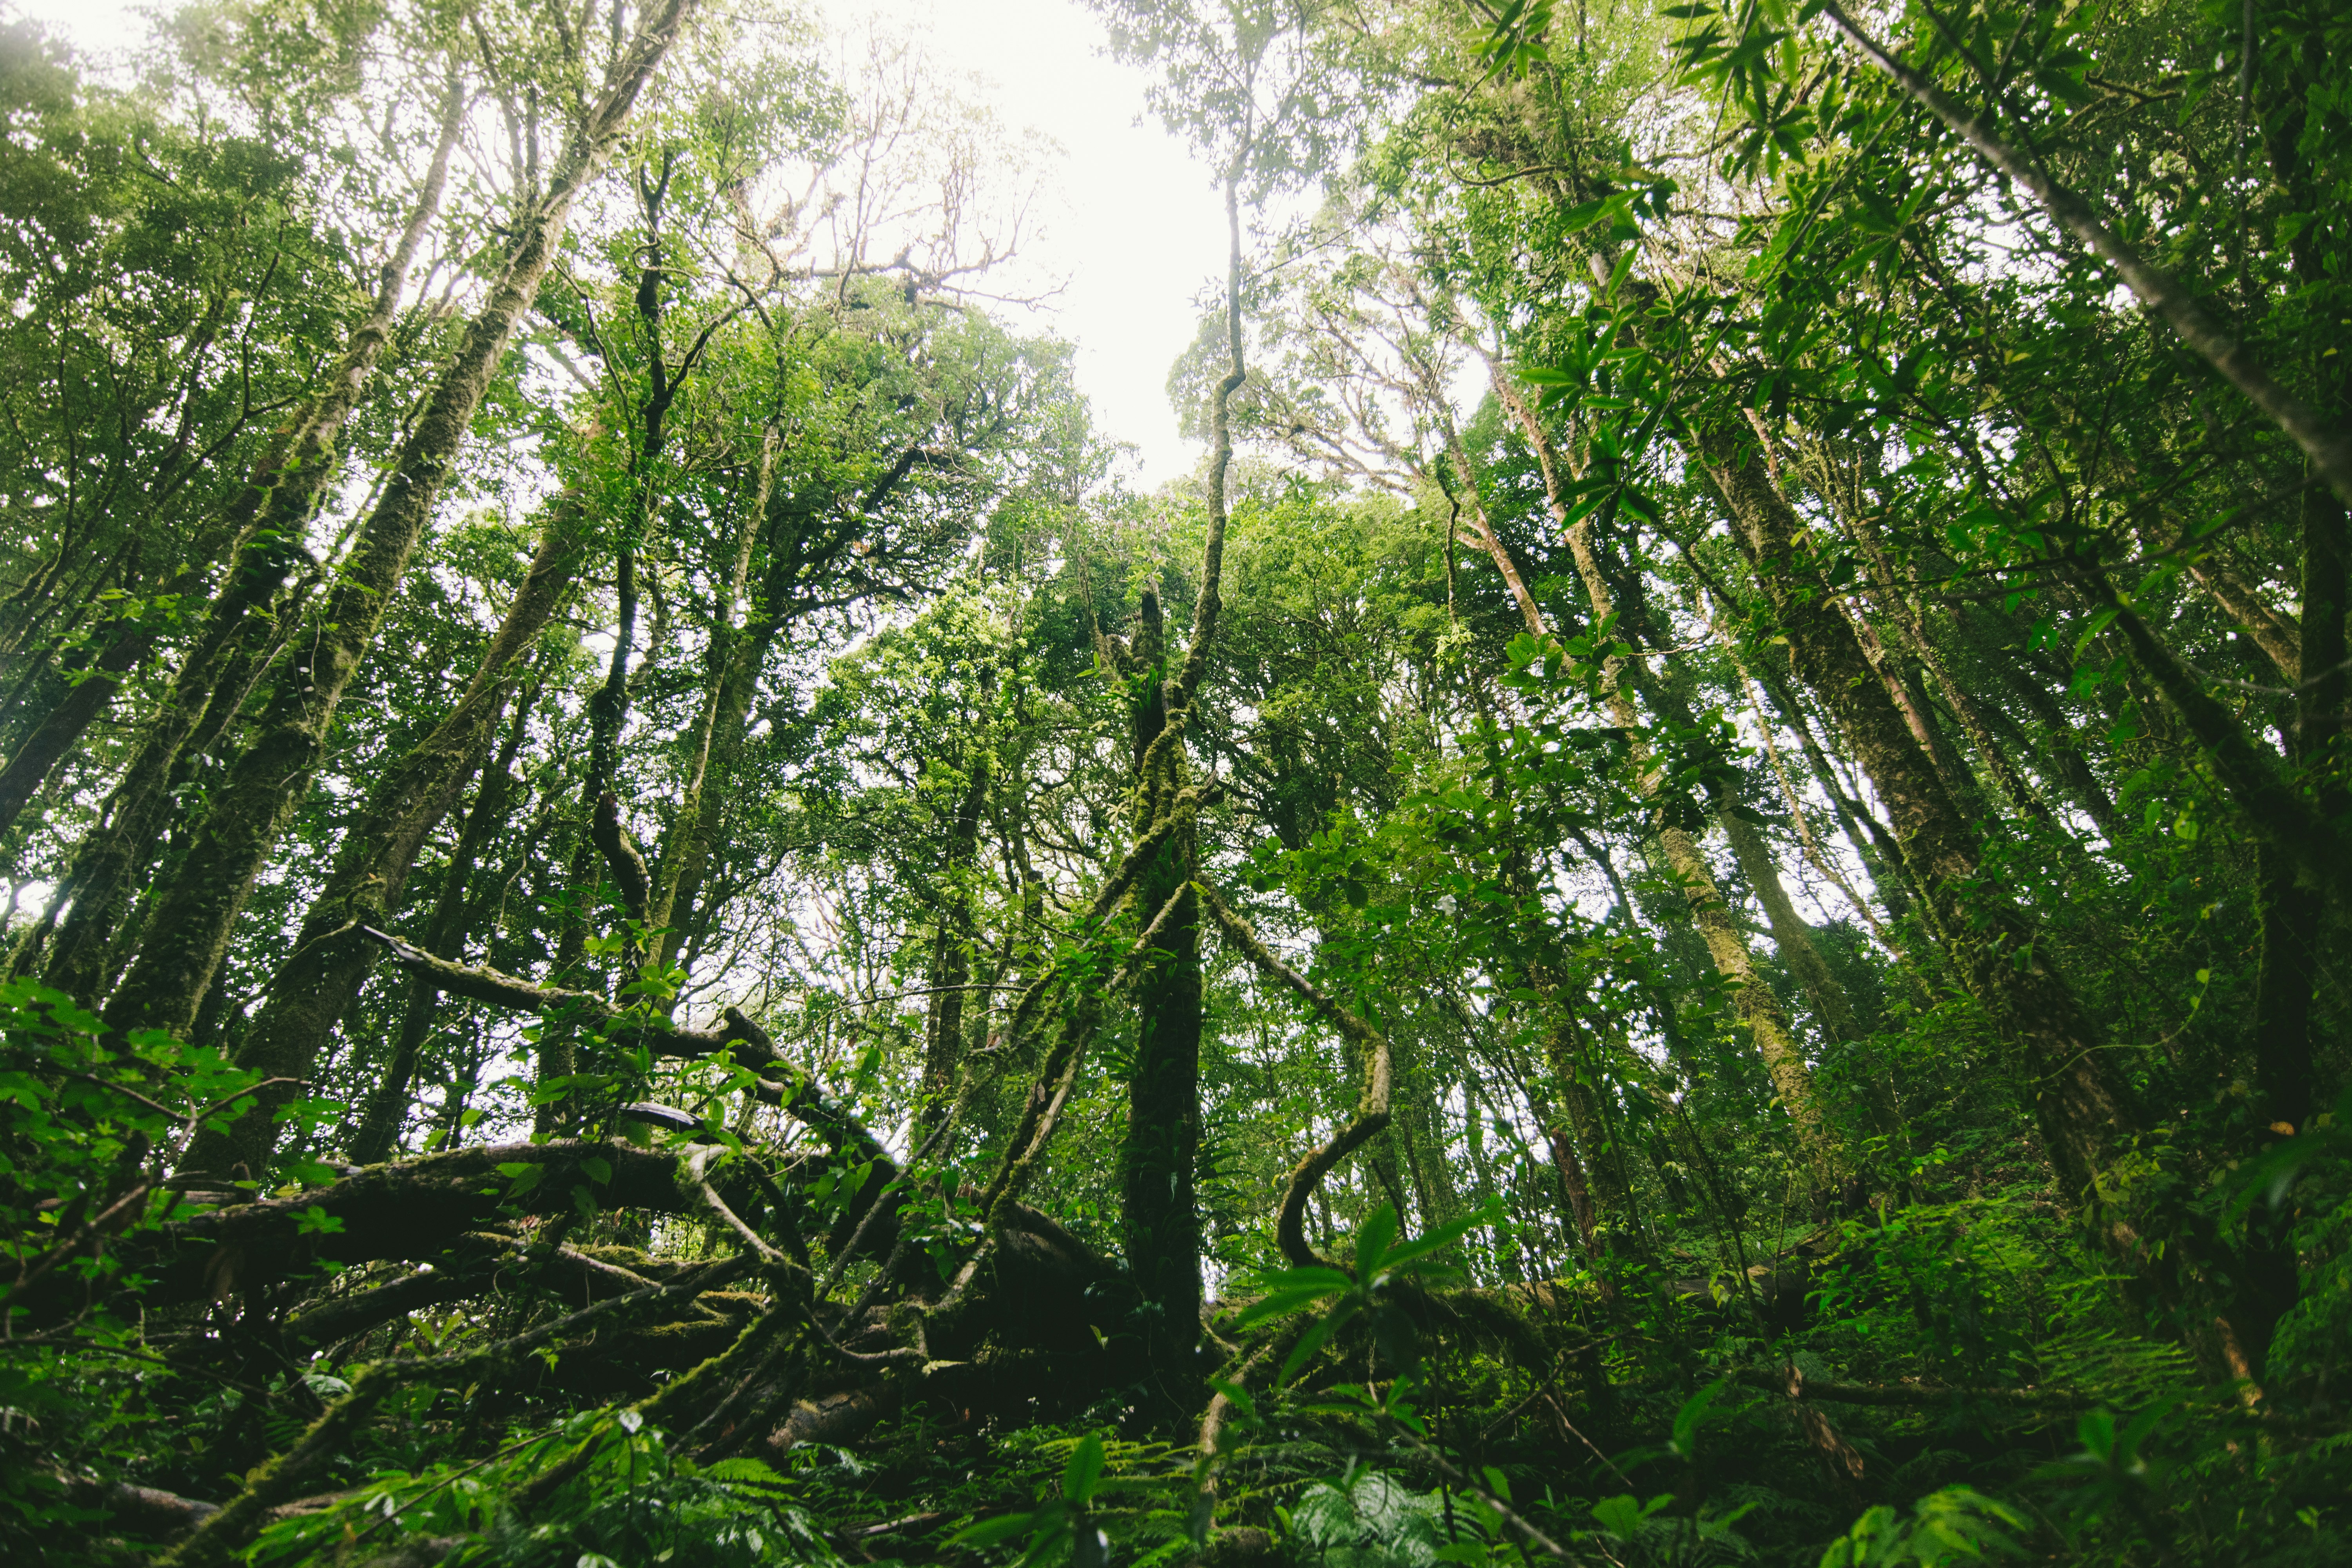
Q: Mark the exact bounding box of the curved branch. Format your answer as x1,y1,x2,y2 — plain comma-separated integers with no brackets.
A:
1171,161,1249,713
724,1007,886,1163
359,929,813,1086
358,927,730,1057
678,1145,788,1264
592,791,653,926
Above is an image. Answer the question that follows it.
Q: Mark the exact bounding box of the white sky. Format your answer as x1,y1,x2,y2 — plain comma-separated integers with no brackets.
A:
7,0,1225,480
841,0,1227,481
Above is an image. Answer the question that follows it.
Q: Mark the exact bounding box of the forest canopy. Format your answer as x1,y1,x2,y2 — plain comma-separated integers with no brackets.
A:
0,0,2344,1564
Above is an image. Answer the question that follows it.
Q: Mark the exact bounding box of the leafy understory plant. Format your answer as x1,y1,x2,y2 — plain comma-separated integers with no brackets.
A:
1816,1487,2025,1567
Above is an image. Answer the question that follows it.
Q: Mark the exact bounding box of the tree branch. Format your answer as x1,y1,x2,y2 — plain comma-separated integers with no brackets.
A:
1817,0,2352,506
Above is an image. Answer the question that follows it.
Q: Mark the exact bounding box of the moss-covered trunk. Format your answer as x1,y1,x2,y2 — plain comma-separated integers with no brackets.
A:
1119,587,1204,1390
1699,431,2138,1203
101,5,693,1040
0,78,466,849
919,726,991,1134
177,502,584,1178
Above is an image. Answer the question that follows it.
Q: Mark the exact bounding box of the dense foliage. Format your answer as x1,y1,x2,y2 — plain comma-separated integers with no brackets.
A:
0,0,2345,1563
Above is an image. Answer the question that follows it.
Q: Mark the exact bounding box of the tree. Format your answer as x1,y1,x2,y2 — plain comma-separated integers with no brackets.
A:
2,1,2347,1564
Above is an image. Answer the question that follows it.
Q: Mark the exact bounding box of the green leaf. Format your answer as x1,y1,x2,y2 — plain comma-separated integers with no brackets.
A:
1671,1379,1730,1458
1062,1433,1104,1505
949,1511,1038,1547
293,1204,344,1238
1371,1197,1502,1279
1592,1493,1666,1541
1277,1300,1358,1386
1236,1265,1355,1327
2073,605,2120,661
1354,1201,1399,1275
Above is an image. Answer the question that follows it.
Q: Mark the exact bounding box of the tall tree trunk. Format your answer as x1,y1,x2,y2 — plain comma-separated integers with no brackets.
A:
345,694,537,1167
2252,479,2347,1143
1534,1002,1647,1271
2075,564,2341,891
1687,432,2313,1375
647,424,779,975
1695,429,2140,1208
177,501,583,1179
1466,668,1654,1272
29,562,314,1002
918,720,990,1135
0,634,150,843
0,76,468,846
1118,163,1249,1398
102,4,693,1041
1714,810,1857,1042
1829,490,2052,825
1120,587,1204,1390
1983,639,2127,839
1478,382,1850,1199
1722,646,1907,959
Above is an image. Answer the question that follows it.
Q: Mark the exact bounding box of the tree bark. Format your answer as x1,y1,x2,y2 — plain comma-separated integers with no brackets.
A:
0,74,468,846
1696,428,2136,1209
1836,495,2051,824
2252,480,2347,1140
918,723,990,1134
2076,565,2341,892
1118,164,1249,1397
30,564,312,1002
1720,643,1907,956
1984,640,2127,839
178,497,581,1178
1534,1003,1647,1270
102,4,694,1041
647,425,777,960
1120,588,1204,1388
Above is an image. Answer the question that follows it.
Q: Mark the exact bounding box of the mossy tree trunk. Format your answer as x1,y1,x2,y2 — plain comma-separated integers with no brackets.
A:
0,77,468,846
1697,430,2138,1209
103,1,695,1043
177,500,585,1179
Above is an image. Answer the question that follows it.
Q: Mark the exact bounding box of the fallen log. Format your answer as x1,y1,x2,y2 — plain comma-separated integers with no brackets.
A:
8,1141,742,1331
